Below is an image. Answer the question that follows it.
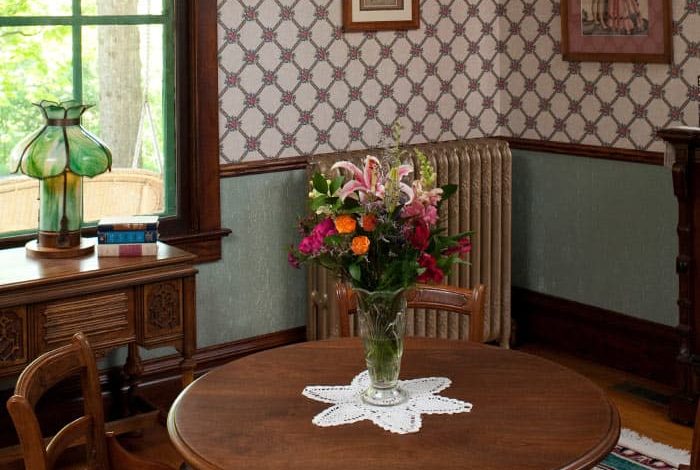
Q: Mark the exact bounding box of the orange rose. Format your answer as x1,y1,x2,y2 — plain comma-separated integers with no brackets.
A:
361,214,377,232
351,236,370,255
334,214,357,234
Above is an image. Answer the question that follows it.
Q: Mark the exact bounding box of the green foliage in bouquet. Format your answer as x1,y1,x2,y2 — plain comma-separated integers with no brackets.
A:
289,126,472,292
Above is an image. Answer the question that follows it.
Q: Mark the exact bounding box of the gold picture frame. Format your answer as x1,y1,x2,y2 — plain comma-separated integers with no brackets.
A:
561,0,672,63
343,0,420,32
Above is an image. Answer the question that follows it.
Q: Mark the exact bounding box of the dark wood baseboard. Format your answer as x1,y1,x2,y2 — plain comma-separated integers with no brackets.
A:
0,326,307,450
512,287,679,385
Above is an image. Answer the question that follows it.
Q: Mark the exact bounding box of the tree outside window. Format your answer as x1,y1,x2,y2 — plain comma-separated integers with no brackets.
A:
0,0,175,236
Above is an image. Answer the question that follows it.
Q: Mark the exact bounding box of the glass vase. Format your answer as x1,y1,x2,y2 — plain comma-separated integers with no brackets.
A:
355,287,407,406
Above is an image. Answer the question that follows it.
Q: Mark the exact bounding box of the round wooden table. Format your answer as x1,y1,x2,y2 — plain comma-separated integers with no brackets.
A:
168,338,620,470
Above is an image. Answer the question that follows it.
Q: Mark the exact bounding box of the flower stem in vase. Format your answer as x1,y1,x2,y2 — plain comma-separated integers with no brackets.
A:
356,288,407,406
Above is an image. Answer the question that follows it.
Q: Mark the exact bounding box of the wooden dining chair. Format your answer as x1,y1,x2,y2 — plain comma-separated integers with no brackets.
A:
6,332,174,470
336,283,486,342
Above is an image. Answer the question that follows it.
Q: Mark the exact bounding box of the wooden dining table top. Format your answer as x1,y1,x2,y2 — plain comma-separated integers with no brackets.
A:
167,337,620,470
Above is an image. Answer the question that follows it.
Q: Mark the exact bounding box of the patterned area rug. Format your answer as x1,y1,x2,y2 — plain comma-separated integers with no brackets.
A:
595,429,690,470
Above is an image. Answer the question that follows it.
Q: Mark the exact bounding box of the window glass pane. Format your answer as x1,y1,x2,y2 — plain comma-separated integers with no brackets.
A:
81,0,163,16
0,0,72,17
0,25,73,177
81,23,166,222
0,25,73,234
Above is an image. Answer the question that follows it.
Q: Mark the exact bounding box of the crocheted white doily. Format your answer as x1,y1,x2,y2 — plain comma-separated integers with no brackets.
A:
302,371,472,434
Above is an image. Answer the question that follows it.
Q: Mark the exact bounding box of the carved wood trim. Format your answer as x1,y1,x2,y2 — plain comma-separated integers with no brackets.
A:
658,126,700,423
0,307,27,366
38,291,135,353
144,281,182,339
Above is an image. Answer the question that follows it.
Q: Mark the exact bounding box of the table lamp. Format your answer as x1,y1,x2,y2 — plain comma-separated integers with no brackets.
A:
9,100,112,258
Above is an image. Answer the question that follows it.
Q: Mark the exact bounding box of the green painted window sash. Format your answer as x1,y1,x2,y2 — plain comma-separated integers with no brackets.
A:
0,0,176,218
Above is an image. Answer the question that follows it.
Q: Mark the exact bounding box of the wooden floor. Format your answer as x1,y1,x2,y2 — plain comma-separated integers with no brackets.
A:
519,344,693,451
6,343,694,469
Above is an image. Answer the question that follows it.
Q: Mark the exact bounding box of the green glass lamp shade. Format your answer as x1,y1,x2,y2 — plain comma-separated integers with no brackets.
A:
9,100,112,257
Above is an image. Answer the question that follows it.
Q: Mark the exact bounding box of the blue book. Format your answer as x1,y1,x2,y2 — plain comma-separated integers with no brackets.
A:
97,215,159,232
97,229,158,244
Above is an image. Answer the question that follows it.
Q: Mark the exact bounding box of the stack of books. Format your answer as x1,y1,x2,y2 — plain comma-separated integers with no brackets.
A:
96,215,159,257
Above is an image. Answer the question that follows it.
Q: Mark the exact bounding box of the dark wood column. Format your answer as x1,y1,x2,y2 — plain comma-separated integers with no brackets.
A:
659,126,700,424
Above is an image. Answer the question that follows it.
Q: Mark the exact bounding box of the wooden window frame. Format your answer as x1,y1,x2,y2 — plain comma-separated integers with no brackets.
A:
0,0,229,262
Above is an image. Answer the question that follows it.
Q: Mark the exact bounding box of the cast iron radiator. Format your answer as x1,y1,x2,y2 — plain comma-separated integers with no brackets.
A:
306,138,512,346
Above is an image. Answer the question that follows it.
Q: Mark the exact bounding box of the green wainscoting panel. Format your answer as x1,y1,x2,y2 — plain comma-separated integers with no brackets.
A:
511,149,678,326
195,170,309,347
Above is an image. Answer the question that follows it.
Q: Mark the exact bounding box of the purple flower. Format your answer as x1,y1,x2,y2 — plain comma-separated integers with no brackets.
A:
313,218,337,238
298,219,337,255
288,250,301,269
299,235,322,254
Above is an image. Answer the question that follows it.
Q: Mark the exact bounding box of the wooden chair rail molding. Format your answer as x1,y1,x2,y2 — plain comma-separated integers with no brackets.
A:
218,139,664,178
505,138,664,166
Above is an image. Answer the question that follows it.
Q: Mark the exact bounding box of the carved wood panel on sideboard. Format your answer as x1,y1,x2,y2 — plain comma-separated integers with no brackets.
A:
0,242,197,390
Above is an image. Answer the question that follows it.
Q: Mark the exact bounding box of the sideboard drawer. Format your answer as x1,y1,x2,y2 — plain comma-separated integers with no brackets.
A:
37,290,136,353
0,306,27,368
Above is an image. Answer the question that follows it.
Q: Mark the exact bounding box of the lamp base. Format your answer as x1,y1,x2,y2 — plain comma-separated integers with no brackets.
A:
26,238,96,259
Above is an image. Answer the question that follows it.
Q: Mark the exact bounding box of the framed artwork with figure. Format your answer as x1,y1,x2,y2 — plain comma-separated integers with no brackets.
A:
561,0,672,63
343,0,420,32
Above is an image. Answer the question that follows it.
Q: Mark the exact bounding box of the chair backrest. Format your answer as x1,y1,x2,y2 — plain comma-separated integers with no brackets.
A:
7,332,108,470
336,283,486,342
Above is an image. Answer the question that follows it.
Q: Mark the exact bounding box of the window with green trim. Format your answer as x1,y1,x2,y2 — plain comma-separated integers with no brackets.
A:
0,0,176,237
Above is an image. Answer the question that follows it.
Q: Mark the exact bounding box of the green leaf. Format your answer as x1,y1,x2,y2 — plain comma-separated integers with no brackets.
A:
310,196,328,211
341,198,360,210
330,175,344,195
324,234,343,246
440,184,457,201
349,263,362,281
312,172,328,194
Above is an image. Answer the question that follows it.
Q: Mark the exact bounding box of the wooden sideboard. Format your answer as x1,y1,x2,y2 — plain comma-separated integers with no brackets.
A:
0,241,197,388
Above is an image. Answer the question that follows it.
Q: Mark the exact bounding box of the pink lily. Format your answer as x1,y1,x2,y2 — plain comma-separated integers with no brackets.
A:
331,155,413,203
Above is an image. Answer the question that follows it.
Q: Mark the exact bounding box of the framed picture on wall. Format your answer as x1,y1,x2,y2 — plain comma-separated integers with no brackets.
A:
342,0,420,32
561,0,672,63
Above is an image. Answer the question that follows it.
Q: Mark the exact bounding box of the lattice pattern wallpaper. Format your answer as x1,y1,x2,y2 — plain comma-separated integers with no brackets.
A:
500,0,699,151
217,0,700,163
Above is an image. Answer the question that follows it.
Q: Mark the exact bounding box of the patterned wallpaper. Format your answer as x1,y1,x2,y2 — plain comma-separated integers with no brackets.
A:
501,0,699,152
217,1,700,163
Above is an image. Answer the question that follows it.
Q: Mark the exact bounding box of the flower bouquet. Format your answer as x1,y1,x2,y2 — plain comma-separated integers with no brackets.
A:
289,127,472,405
